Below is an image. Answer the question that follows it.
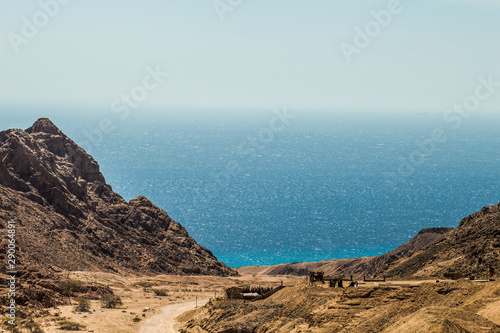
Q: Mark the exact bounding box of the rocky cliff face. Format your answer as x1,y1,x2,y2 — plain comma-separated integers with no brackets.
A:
238,204,500,280
237,227,453,277
380,204,500,278
0,118,236,277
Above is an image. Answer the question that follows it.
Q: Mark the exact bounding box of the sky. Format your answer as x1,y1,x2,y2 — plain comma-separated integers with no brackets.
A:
1,0,500,113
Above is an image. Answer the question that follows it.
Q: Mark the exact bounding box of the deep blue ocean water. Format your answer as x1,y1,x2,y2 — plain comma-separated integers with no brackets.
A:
2,106,500,267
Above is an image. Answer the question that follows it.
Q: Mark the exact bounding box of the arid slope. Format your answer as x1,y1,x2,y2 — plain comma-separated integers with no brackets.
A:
238,227,453,277
380,204,500,278
180,280,500,333
0,118,236,277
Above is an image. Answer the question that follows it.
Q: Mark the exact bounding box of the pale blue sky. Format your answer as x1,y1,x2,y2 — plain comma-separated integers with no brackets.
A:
1,0,499,112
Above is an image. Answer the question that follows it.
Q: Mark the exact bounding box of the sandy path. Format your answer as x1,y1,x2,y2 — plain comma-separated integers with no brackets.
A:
139,299,208,333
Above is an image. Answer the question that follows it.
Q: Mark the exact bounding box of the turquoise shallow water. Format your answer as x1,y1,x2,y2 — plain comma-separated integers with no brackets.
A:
2,106,500,267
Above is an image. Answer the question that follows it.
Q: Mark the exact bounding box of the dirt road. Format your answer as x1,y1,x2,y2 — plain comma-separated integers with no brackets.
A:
139,299,208,333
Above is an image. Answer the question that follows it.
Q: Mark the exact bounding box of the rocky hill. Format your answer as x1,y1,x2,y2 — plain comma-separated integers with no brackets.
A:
179,280,500,333
379,204,500,279
182,204,500,333
239,200,500,280
237,227,453,277
0,118,236,277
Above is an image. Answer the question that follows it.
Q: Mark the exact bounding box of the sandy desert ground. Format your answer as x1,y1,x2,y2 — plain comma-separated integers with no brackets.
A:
178,278,500,333
28,271,298,333
2,270,498,333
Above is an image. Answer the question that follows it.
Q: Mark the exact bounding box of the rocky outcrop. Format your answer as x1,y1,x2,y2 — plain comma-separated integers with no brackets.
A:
239,204,500,280
379,204,500,278
179,280,500,333
237,227,453,277
0,118,236,277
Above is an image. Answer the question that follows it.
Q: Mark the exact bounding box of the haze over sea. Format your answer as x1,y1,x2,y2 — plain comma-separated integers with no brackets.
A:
2,106,500,268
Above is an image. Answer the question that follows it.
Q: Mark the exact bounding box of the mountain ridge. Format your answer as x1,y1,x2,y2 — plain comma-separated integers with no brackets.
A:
379,203,500,278
0,118,236,277
238,204,500,280
237,227,453,277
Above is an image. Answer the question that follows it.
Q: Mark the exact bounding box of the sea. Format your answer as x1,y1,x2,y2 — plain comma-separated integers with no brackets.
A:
2,105,500,268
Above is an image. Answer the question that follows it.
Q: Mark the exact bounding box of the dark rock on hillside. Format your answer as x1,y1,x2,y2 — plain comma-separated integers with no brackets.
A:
370,227,453,276
379,205,500,278
0,118,236,277
239,206,499,280
237,227,453,277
